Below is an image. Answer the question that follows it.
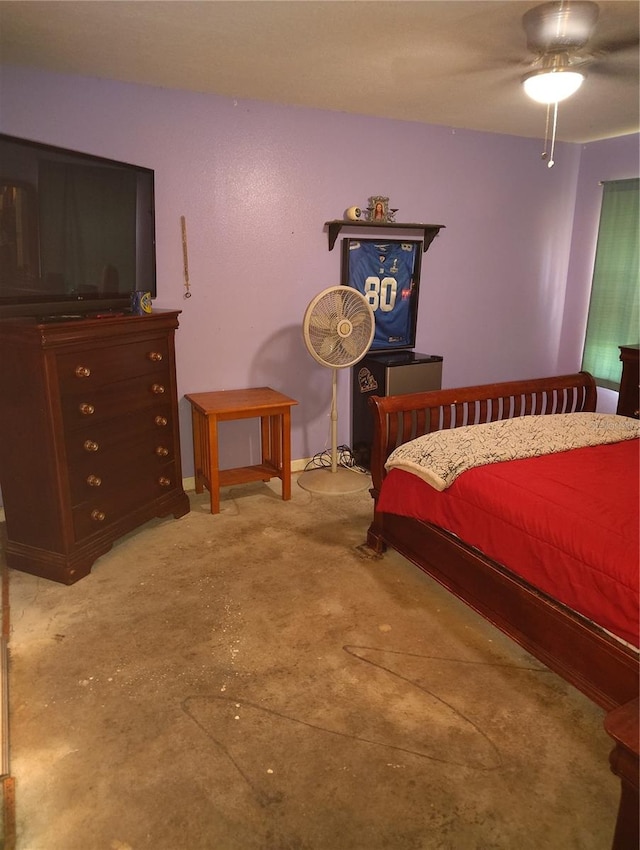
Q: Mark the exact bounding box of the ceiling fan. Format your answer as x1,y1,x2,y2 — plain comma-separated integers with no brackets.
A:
518,0,639,165
521,0,638,90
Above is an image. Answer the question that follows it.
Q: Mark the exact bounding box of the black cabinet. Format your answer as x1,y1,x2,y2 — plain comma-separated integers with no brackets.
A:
351,351,443,469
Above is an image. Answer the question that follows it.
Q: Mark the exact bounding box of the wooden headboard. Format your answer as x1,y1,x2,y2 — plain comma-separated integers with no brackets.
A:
367,371,597,498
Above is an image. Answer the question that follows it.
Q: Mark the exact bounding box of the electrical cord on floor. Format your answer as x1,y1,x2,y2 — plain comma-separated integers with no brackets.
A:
303,445,369,475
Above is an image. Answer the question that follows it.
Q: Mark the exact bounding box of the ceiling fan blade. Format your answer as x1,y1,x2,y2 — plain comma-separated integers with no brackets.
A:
588,61,640,81
587,42,640,80
591,34,640,56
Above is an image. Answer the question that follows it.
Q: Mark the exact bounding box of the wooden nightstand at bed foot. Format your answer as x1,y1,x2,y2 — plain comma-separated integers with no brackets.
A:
605,697,639,850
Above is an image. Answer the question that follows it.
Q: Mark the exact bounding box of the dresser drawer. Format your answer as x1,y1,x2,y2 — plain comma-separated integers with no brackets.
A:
60,371,172,430
56,337,170,393
65,405,174,469
68,428,177,505
72,461,180,541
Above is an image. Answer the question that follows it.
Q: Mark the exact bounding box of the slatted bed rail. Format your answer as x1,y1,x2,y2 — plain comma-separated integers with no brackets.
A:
368,371,597,497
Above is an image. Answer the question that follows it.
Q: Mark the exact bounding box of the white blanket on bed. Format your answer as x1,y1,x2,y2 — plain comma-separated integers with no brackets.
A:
384,412,640,491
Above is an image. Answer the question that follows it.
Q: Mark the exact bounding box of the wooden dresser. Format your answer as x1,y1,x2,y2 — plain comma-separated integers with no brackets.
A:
616,344,640,419
0,310,190,584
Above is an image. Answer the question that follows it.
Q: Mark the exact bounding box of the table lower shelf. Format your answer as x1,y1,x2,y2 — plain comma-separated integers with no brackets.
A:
218,463,282,487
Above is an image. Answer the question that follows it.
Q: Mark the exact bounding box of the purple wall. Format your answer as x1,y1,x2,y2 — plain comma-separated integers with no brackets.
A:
0,66,637,478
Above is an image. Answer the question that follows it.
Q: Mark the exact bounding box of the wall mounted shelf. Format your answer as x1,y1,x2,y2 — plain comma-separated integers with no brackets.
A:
325,220,445,252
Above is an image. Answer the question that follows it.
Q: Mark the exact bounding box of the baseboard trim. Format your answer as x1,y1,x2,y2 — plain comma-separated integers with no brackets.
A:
291,458,310,473
0,638,8,778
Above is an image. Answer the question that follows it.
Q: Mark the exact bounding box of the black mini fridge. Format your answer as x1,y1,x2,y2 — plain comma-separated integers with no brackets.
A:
351,351,443,469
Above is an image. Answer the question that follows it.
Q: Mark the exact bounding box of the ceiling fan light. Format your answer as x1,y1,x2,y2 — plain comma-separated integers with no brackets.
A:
523,68,585,104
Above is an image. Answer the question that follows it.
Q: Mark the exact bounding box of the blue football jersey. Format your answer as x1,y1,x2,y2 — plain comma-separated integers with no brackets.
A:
346,240,418,348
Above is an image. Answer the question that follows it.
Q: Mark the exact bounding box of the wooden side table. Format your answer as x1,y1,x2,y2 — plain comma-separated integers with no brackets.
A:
605,697,639,850
617,344,639,419
185,387,298,514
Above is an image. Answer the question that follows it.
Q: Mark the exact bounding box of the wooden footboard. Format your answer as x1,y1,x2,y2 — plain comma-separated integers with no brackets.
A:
364,371,638,850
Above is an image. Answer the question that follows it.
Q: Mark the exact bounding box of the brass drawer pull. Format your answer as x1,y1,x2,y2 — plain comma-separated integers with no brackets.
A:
154,415,168,427
83,439,99,452
155,446,169,457
86,475,102,487
79,403,95,416
158,476,171,487
151,384,165,395
75,365,91,378
90,509,106,522
148,351,163,362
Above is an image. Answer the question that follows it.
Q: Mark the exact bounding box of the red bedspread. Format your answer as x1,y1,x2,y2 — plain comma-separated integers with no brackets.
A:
377,438,640,647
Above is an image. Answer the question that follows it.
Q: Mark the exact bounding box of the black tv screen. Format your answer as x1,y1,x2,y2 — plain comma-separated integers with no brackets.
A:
0,133,156,318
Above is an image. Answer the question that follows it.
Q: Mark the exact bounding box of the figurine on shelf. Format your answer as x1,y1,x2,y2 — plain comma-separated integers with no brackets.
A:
365,196,398,223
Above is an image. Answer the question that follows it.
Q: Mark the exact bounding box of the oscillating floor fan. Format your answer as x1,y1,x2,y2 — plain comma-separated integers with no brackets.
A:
299,285,375,494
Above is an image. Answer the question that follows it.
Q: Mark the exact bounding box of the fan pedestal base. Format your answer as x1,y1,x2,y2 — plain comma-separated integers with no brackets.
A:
297,466,371,495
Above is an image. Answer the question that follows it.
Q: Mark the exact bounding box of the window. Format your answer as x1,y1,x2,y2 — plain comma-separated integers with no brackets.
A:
581,178,639,390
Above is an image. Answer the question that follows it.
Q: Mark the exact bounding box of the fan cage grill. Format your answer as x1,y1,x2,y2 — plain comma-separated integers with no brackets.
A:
303,286,375,369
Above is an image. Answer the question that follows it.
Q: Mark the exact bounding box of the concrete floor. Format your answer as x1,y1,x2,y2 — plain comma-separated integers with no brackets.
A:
4,475,621,850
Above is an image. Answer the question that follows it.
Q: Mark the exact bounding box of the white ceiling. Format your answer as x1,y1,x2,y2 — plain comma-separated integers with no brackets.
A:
0,0,638,143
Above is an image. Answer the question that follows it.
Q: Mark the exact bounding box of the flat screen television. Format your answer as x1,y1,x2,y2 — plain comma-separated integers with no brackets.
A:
0,133,156,319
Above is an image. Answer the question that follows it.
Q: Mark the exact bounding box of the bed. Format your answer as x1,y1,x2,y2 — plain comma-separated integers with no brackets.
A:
365,371,639,850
